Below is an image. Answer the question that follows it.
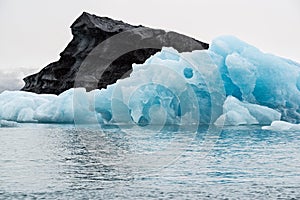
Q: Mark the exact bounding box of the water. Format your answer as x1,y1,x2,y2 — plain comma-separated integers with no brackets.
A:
0,124,300,199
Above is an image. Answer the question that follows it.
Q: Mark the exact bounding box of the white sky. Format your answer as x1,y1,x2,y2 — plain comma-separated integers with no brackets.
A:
0,0,299,76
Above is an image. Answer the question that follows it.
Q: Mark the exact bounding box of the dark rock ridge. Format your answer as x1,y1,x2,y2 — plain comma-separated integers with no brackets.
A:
21,12,209,94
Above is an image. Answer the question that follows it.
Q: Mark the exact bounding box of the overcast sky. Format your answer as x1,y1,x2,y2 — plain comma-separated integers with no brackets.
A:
0,0,299,90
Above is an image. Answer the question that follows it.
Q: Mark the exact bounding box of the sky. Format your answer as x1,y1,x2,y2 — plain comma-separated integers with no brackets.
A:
0,0,299,91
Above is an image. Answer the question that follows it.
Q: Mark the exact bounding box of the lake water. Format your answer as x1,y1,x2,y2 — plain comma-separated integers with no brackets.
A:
0,124,300,199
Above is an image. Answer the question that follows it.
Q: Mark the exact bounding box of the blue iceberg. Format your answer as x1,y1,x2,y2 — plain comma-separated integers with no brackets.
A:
0,35,299,126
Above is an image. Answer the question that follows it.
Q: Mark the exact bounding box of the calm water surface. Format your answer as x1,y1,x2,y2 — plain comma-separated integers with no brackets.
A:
0,124,299,199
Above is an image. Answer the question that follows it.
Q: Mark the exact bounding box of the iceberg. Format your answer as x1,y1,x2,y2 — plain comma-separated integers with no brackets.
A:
0,35,299,127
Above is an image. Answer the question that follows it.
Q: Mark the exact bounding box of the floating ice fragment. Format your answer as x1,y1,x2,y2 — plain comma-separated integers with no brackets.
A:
262,121,300,131
0,120,19,127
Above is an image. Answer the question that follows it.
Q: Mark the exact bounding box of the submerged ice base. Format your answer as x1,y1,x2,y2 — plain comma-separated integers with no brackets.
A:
0,35,299,126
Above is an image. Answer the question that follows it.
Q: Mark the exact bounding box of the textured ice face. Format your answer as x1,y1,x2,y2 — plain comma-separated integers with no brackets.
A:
0,35,299,126
210,36,300,123
214,96,281,126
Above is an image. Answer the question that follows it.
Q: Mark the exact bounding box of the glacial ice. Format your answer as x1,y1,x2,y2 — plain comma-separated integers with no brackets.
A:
0,35,299,127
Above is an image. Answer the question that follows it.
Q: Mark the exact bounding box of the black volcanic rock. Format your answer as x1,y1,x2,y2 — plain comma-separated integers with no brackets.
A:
21,12,209,94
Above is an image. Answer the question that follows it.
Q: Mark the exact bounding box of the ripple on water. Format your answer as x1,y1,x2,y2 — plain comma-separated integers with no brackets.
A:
0,124,300,199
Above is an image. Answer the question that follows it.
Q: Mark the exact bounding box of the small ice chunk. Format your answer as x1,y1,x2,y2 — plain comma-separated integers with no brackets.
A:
262,121,300,131
0,120,18,127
